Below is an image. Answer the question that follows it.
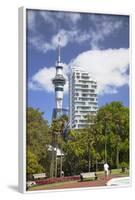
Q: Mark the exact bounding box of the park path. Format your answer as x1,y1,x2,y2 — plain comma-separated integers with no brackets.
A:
40,174,124,190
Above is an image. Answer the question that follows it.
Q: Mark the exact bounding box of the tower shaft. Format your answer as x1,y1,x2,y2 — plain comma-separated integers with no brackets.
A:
52,38,66,117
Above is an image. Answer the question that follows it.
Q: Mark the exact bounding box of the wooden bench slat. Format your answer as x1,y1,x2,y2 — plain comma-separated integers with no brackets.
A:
80,172,97,181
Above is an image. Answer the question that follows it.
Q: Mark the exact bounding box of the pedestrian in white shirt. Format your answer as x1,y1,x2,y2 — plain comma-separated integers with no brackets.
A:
104,162,109,178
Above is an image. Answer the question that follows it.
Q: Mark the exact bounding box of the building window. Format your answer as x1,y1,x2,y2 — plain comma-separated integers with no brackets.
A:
82,94,88,97
79,120,87,123
91,85,97,89
81,76,89,79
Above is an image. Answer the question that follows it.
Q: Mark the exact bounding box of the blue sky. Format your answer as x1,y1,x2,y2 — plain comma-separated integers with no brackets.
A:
26,9,129,123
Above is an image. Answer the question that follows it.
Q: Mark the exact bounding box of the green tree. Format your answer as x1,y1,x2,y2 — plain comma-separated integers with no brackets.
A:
84,114,103,171
49,115,68,177
63,129,87,175
26,150,44,179
62,101,129,174
26,107,50,178
97,102,129,168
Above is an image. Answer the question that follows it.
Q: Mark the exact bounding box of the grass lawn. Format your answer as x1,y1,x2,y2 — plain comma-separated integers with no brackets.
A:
96,168,129,176
28,180,78,191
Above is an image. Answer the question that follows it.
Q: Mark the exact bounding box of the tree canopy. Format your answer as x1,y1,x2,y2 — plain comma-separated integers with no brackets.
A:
26,107,50,179
26,102,129,179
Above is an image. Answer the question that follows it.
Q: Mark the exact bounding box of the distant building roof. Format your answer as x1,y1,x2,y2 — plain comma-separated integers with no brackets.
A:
47,145,64,156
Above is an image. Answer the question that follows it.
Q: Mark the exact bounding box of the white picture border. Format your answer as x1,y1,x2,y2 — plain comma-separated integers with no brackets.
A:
18,6,132,194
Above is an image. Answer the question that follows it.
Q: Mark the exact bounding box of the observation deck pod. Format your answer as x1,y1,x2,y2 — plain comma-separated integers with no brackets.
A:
52,74,66,86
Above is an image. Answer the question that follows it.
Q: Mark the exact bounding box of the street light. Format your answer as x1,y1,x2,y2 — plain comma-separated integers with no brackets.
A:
49,129,59,178
104,114,111,163
116,121,121,169
104,117,107,163
54,131,59,178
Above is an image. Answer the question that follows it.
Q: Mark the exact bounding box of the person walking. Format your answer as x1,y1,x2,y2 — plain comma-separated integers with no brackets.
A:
104,162,109,179
61,170,64,177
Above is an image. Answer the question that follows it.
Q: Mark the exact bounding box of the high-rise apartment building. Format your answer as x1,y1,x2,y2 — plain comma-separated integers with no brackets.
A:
69,68,98,129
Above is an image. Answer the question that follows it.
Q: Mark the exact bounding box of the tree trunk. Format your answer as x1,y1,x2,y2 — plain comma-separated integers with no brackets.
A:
60,152,63,177
55,143,58,177
116,146,119,169
50,147,54,178
88,148,91,172
96,157,98,172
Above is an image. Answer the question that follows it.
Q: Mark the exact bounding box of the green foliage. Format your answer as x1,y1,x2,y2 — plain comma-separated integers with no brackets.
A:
26,150,44,174
63,129,91,175
49,115,69,177
120,161,129,169
120,161,129,173
26,107,50,178
26,102,129,178
96,101,129,168
63,101,129,175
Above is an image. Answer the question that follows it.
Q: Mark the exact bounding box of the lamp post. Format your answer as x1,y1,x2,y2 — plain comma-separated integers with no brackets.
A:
50,132,55,178
116,121,121,169
95,128,98,172
60,145,63,177
104,117,107,163
87,115,91,172
54,131,59,178
59,118,68,177
104,114,110,163
50,128,59,178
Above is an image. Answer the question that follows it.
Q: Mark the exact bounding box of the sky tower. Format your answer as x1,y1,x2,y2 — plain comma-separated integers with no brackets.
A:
52,37,66,119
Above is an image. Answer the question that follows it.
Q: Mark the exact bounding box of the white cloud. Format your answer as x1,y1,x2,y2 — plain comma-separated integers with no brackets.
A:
29,36,56,53
29,29,86,53
51,30,69,48
27,10,81,34
29,48,129,96
51,29,87,47
67,13,81,24
70,48,129,95
27,12,129,95
27,10,36,32
39,11,56,27
29,67,55,92
29,29,71,53
29,63,69,93
29,11,125,53
88,14,123,49
39,11,81,27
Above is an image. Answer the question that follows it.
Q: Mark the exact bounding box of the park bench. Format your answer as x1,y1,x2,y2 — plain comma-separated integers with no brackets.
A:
80,172,97,181
33,173,46,179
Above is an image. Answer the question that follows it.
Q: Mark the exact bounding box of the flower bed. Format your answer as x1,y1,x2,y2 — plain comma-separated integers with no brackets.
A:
35,176,80,185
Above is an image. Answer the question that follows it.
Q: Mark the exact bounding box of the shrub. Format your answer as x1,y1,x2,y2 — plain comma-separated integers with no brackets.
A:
35,176,80,185
120,162,129,172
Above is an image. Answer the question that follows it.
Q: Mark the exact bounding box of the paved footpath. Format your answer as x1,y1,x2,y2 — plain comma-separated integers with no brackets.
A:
42,174,124,190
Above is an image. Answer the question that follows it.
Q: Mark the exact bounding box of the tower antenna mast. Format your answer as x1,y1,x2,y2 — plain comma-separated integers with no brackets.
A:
52,35,66,118
58,36,61,63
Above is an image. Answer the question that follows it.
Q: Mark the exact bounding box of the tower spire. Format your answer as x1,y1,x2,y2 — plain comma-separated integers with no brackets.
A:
58,36,61,63
52,35,66,119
